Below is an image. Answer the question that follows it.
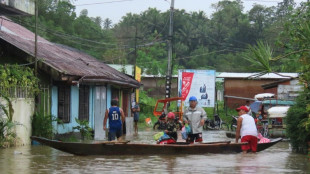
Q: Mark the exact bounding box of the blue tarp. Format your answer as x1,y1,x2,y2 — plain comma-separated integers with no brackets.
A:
250,100,296,114
250,101,262,113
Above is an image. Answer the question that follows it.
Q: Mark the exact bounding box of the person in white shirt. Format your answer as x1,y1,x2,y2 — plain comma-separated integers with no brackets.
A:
235,105,258,153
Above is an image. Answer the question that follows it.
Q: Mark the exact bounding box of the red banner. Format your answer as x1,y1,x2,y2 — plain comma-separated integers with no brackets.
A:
181,72,194,100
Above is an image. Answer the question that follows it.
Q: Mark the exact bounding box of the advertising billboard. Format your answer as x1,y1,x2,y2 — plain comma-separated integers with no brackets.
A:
178,69,216,107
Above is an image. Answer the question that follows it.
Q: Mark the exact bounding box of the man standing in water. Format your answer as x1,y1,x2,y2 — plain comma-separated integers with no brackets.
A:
103,99,125,141
235,105,258,153
183,96,207,143
132,101,140,134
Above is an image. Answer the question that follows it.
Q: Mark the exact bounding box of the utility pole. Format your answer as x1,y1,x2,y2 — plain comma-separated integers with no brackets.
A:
165,0,174,99
34,0,38,112
34,0,38,77
134,20,138,102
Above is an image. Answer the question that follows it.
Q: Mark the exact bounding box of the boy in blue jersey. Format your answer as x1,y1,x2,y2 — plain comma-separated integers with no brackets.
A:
103,99,125,141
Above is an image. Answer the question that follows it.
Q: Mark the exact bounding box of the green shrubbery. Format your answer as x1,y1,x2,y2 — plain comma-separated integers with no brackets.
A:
0,118,18,148
73,118,93,140
0,64,39,96
31,112,56,139
286,90,310,153
0,92,17,148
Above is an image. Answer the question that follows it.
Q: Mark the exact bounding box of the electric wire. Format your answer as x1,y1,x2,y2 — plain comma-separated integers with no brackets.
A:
74,0,134,6
2,16,167,51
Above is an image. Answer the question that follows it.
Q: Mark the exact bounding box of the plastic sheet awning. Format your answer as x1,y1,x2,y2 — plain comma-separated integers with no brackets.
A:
267,106,290,118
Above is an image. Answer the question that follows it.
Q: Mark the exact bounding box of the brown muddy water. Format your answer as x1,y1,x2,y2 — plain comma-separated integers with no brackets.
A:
0,129,309,174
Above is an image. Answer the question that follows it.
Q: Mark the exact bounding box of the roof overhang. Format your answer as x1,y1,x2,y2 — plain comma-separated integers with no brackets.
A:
261,78,294,89
80,76,140,88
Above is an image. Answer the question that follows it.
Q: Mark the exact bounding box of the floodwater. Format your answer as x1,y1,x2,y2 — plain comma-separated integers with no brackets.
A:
0,129,309,174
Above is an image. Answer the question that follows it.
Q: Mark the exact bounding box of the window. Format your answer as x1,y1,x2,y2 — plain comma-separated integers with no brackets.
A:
58,85,71,123
79,85,89,121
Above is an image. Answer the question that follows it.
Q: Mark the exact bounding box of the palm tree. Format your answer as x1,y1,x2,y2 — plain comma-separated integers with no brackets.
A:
103,18,113,30
243,40,273,78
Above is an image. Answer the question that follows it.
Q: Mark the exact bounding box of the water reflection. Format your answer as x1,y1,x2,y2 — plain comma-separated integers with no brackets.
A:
0,130,309,173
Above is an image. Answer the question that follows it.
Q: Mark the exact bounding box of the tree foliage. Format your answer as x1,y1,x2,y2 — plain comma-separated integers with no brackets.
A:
243,40,273,73
10,0,305,74
4,0,310,150
0,64,39,95
280,1,310,151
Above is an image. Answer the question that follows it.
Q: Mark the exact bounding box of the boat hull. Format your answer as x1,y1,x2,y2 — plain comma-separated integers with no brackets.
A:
226,131,286,138
30,136,282,156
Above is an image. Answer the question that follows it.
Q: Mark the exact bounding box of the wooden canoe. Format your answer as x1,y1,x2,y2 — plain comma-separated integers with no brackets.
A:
30,136,282,156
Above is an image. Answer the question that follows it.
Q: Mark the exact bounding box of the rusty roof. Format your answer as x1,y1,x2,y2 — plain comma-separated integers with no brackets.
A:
217,72,299,79
0,16,140,88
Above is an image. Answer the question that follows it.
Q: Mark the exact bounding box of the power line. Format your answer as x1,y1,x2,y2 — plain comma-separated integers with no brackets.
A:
74,0,134,6
5,16,166,51
6,16,122,47
30,15,169,48
243,0,283,3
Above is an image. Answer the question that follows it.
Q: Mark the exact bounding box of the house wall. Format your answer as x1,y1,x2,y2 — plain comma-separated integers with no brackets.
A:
224,79,278,109
264,87,277,95
263,79,302,100
52,86,81,134
52,84,134,136
277,79,302,100
52,86,100,134
0,98,34,145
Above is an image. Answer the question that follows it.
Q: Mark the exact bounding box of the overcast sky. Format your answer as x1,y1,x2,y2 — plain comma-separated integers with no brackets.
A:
72,0,307,24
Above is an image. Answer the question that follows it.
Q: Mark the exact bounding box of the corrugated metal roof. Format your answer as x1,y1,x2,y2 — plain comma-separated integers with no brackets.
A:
0,16,139,88
217,72,299,79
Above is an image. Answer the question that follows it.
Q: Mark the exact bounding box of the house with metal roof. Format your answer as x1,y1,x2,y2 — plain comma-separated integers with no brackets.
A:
217,72,299,109
0,16,139,142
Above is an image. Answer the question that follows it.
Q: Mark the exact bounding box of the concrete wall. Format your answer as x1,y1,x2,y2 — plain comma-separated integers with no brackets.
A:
0,98,34,145
12,98,34,145
1,0,35,15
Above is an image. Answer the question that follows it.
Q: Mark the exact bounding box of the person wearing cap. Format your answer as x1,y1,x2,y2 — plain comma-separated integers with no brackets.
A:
183,96,207,143
235,105,258,153
164,112,178,141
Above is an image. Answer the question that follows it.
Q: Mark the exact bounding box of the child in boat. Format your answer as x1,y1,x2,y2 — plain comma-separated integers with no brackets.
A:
158,112,177,144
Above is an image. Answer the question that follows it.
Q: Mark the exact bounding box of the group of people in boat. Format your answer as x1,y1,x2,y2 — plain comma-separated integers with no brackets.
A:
104,96,263,154
157,96,207,144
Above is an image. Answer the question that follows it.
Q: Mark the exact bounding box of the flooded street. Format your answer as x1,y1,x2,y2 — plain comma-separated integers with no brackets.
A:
0,129,309,174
